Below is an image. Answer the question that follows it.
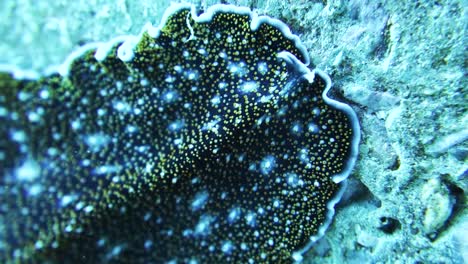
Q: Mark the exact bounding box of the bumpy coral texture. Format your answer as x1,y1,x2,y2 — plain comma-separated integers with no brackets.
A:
0,7,355,263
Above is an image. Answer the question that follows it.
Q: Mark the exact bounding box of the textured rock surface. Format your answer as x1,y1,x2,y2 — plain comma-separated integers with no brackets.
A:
0,0,466,263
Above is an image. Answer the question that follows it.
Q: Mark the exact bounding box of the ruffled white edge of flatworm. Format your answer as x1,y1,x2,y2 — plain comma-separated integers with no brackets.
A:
278,52,360,263
0,3,310,79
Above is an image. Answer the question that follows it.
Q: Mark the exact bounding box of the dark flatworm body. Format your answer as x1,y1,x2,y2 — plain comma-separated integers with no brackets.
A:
0,4,359,263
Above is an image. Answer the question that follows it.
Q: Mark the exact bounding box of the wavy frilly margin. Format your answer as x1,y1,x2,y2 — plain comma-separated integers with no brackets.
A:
280,50,360,261
0,3,360,262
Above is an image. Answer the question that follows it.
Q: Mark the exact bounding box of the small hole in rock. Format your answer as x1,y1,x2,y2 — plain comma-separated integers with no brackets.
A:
388,156,400,171
378,217,401,234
